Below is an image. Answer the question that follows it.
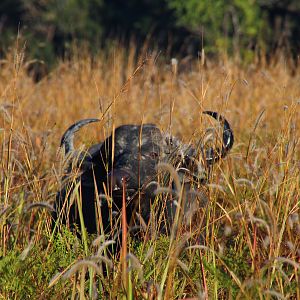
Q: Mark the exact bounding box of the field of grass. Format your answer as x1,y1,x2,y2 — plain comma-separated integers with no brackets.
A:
0,43,299,299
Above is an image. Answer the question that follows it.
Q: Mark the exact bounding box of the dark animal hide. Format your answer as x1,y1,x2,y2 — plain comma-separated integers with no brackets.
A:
54,111,234,237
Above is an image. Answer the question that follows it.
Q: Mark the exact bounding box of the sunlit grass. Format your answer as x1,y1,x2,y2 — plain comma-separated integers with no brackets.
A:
0,42,299,299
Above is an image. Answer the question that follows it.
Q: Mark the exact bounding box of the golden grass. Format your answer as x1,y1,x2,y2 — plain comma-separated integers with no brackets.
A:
0,43,299,299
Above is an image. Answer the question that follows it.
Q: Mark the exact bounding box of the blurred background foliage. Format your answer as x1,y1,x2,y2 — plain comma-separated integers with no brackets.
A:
1,0,300,69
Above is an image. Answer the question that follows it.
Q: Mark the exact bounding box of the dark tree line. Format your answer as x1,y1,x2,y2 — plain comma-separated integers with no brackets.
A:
1,0,300,66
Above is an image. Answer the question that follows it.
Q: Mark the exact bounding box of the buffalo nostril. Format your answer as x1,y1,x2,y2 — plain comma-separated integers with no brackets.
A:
108,169,130,191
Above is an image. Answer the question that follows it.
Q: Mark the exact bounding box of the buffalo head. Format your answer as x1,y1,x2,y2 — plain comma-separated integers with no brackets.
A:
54,111,234,236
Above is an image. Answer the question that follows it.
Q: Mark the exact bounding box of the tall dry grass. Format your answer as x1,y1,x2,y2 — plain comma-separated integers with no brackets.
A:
0,42,299,299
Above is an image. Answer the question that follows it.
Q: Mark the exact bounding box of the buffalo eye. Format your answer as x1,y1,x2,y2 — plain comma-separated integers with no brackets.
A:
149,151,159,160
